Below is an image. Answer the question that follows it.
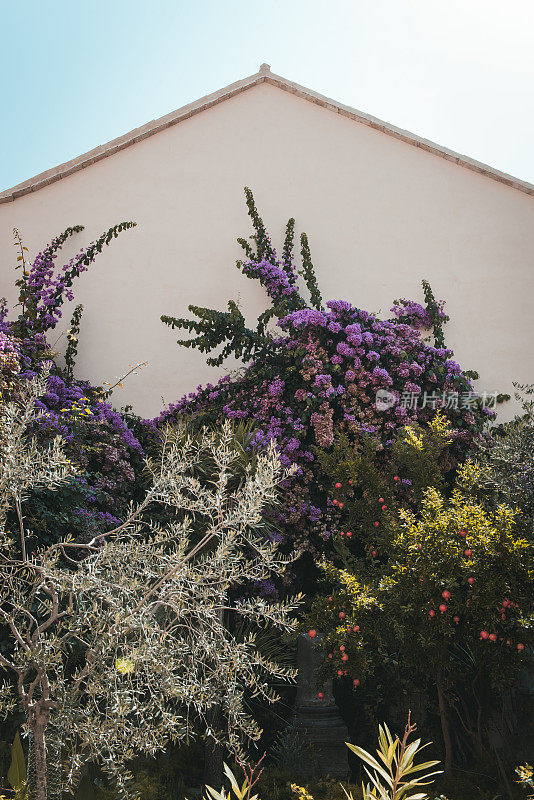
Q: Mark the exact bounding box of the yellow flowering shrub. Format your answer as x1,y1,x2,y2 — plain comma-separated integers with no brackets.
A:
307,416,533,775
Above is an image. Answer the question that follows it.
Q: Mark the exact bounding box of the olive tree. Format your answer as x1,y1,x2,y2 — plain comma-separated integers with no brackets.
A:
0,370,300,799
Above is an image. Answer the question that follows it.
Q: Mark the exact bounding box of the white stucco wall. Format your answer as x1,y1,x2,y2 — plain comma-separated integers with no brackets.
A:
0,81,532,419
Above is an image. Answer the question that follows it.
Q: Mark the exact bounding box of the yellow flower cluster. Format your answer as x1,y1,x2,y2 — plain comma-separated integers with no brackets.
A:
402,410,453,452
290,784,314,800
403,426,424,451
60,397,93,418
115,657,135,675
517,763,534,787
320,560,377,608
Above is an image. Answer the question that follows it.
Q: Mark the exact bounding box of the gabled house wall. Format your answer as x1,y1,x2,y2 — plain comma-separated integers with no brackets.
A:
0,70,532,418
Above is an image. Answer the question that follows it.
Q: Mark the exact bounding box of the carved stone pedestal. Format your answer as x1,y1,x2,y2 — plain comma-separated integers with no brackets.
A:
291,633,350,779
514,654,534,761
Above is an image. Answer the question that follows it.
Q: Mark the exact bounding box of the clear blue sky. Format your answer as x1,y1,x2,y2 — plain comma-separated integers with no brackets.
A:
2,0,534,192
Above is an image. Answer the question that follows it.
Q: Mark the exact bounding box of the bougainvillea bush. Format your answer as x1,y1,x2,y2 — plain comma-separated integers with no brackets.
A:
157,189,490,581
305,414,533,778
1,223,144,549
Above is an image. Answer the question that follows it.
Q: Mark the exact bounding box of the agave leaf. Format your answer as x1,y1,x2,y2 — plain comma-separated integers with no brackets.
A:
347,744,393,786
397,782,428,800
378,723,394,753
223,763,241,794
407,772,443,786
376,747,394,768
362,785,379,800
362,767,391,800
205,786,227,800
402,760,442,776
378,726,389,756
383,724,395,748
415,741,432,751
399,739,421,769
407,769,443,783
387,738,398,765
397,771,443,796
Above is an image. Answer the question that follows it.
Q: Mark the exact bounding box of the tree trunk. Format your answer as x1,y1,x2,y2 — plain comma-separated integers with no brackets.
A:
203,706,224,792
33,719,48,800
436,668,453,779
203,607,225,792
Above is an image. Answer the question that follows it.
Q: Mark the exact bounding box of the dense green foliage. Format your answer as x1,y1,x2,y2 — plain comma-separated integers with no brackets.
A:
306,414,533,779
477,384,534,537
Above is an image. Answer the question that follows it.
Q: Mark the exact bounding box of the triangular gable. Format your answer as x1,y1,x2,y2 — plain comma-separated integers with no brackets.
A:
2,63,533,203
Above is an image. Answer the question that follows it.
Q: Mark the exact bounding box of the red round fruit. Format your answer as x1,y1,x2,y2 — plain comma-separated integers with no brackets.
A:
467,577,474,585
337,669,343,677
318,692,324,700
338,502,344,509
453,616,460,624
371,550,377,558
378,498,384,504
335,482,342,489
489,634,497,642
328,653,333,659
429,610,436,618
353,626,360,632
339,611,346,619
346,531,352,538
353,678,360,688
308,629,317,639
418,544,422,551
342,653,349,662
394,475,400,482
439,604,447,613
374,521,379,527
517,643,525,652
459,530,466,537
480,630,489,640
442,590,451,600
381,505,387,511
340,645,345,651
333,499,338,505
464,549,472,557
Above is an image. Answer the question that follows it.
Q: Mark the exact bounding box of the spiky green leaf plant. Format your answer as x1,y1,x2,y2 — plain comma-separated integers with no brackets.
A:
346,715,442,800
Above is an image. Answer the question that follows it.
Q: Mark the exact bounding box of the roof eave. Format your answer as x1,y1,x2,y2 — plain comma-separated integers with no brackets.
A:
2,63,534,203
